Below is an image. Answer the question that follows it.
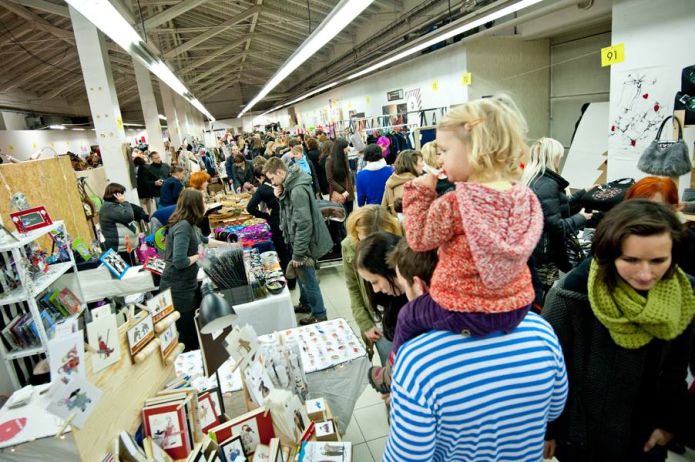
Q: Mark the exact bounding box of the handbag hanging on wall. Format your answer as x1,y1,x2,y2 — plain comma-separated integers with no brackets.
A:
581,178,635,212
637,115,691,177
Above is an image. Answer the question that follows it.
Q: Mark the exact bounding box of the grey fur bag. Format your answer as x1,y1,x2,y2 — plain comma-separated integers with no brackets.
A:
638,115,691,177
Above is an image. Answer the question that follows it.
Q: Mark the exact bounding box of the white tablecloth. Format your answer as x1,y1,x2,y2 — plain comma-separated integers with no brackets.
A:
233,287,296,335
57,265,156,303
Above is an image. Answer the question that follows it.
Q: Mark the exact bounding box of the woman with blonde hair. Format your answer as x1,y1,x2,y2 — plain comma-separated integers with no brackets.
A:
341,205,402,364
521,137,591,293
382,149,424,215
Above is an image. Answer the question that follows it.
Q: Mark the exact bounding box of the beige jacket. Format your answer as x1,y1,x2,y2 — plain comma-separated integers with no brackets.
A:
382,172,416,215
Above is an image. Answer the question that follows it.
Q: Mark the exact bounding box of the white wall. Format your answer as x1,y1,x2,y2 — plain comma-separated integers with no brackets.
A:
0,130,97,160
607,0,695,188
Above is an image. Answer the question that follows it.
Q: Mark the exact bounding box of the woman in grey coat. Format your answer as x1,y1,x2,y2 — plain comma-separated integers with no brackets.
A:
99,183,136,254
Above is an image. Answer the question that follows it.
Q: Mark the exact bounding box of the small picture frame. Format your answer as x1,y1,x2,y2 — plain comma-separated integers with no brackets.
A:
99,248,130,279
146,289,175,324
10,206,52,233
143,256,166,275
217,435,247,462
127,312,154,357
158,322,179,360
202,386,225,418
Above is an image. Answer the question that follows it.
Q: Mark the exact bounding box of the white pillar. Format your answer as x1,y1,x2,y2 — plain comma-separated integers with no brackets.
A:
133,60,166,160
69,6,136,201
159,83,182,148
174,95,192,143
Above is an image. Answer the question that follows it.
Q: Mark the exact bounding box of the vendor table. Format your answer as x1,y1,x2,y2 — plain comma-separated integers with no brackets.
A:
57,265,156,303
233,287,296,335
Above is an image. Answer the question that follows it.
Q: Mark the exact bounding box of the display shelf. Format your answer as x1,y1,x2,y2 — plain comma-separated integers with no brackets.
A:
0,262,73,306
0,221,64,252
5,344,46,360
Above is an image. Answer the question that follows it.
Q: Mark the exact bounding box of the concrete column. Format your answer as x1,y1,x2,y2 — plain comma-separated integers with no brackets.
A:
69,6,136,201
174,95,192,144
159,83,182,148
133,60,166,160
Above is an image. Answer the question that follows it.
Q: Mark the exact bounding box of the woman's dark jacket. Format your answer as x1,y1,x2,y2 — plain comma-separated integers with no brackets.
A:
136,164,159,199
226,159,254,190
99,199,134,252
247,182,281,233
542,259,694,461
529,169,586,271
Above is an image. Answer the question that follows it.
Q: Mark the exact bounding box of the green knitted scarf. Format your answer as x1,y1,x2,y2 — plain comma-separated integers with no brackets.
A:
588,259,695,349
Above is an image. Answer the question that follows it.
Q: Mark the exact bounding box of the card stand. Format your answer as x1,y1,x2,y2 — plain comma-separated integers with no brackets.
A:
153,311,180,334
164,342,186,366
133,337,160,364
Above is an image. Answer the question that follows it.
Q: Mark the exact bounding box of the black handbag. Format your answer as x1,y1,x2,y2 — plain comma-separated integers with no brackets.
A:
637,115,691,177
581,178,635,212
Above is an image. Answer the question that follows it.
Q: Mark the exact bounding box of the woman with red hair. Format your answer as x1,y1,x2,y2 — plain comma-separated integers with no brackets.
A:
625,176,679,207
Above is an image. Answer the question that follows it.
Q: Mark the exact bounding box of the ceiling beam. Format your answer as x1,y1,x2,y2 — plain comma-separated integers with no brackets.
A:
5,0,69,17
1,50,78,92
41,77,84,99
1,2,73,39
177,36,247,74
200,79,241,99
162,5,261,59
142,0,211,29
188,55,244,84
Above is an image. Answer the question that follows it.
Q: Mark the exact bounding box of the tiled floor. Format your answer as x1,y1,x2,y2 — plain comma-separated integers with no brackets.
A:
293,265,695,462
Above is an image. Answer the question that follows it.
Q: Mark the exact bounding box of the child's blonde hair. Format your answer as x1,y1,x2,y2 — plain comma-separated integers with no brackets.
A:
437,94,528,181
420,141,438,168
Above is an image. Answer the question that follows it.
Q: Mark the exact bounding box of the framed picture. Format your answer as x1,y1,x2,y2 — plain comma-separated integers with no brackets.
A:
198,392,221,434
158,323,179,360
10,206,52,233
144,256,166,275
45,376,102,429
217,435,247,462
147,289,175,324
202,386,225,418
99,248,130,279
142,403,191,460
86,313,120,373
127,312,154,357
47,331,85,384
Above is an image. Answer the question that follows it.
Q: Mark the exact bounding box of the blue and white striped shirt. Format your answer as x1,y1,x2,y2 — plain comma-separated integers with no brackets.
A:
383,312,568,462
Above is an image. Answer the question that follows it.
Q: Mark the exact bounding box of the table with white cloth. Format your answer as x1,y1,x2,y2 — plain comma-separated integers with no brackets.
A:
232,287,297,335
56,265,156,303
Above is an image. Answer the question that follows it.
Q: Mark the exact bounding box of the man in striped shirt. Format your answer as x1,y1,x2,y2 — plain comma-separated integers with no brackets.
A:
383,252,568,461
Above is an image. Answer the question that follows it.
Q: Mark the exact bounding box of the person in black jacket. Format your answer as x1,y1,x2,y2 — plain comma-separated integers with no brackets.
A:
305,137,327,195
521,138,591,295
247,164,294,289
542,200,695,462
133,155,160,215
226,152,254,193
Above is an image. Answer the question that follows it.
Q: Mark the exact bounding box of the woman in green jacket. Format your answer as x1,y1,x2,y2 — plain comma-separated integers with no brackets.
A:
341,205,402,364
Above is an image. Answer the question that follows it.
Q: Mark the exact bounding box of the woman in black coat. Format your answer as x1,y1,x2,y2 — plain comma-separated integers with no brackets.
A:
542,200,695,462
521,138,591,294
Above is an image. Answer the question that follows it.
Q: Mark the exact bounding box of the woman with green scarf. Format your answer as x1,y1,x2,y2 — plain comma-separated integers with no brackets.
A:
542,199,695,462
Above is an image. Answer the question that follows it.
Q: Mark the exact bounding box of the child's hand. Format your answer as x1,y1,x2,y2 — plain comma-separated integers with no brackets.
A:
412,173,438,191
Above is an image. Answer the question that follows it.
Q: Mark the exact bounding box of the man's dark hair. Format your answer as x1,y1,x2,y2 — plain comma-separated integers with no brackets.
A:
387,239,438,287
364,144,383,162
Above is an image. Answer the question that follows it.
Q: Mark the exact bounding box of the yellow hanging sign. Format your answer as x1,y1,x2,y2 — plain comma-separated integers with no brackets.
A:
32,142,37,149
431,80,440,92
365,96,371,104
8,144,14,152
461,72,472,86
601,43,624,67
116,116,124,129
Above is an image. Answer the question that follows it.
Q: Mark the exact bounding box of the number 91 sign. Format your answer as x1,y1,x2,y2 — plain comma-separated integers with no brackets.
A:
601,43,625,67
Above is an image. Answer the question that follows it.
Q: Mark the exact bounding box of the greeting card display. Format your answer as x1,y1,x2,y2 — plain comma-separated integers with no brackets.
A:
224,325,259,370
47,331,85,384
243,359,275,407
174,350,242,394
217,435,247,462
207,407,274,456
253,444,270,462
264,389,311,444
99,248,130,279
146,289,175,324
45,376,102,428
143,256,166,276
159,323,179,360
127,312,155,357
144,436,173,462
86,313,120,373
277,319,366,373
297,442,352,462
198,391,221,434
142,402,191,460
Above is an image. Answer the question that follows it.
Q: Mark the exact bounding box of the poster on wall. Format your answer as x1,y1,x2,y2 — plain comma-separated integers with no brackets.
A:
405,89,422,127
609,66,673,153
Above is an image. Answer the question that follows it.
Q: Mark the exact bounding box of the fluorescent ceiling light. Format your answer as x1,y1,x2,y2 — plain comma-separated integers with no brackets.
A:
123,123,144,127
348,0,544,80
48,124,66,130
158,114,167,120
238,0,373,117
72,128,86,131
65,0,216,122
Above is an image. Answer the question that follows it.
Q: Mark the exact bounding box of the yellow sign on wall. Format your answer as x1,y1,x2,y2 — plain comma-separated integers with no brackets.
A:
461,72,472,86
365,96,371,104
116,116,124,129
431,80,440,92
601,43,625,67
